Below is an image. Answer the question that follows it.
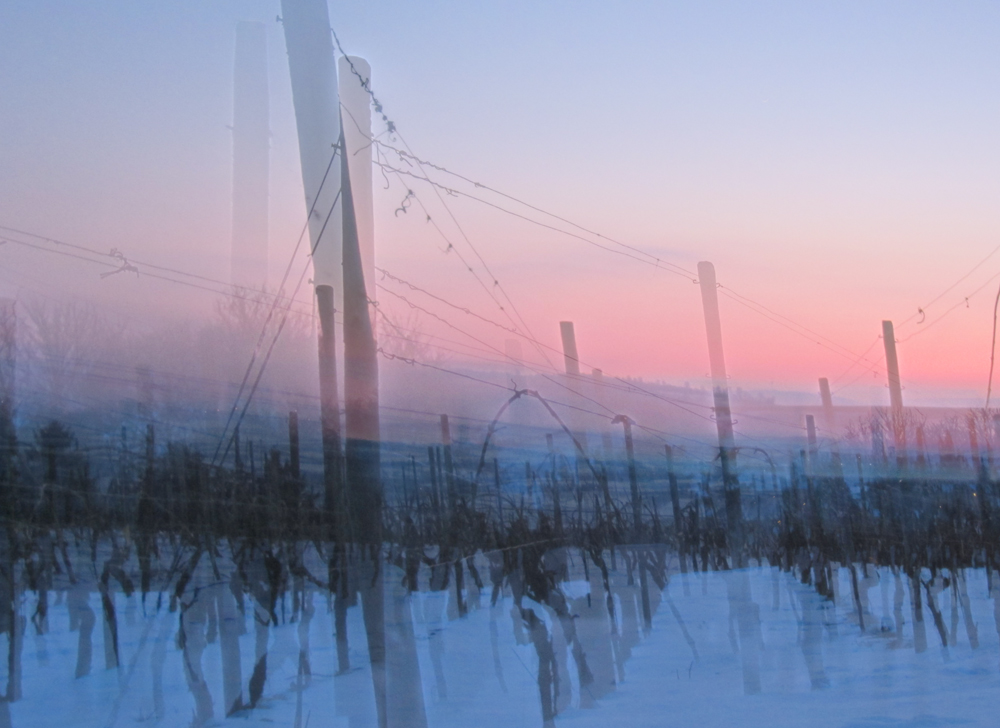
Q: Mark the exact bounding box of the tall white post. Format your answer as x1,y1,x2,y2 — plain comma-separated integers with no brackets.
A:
280,0,342,292
338,56,375,303
281,0,345,520
230,21,269,288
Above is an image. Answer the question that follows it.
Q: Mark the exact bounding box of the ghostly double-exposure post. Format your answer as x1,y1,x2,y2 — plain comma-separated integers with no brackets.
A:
282,5,425,724
340,57,427,728
339,54,376,304
697,261,743,560
230,21,269,289
280,0,344,520
341,120,389,725
698,262,761,695
280,2,355,694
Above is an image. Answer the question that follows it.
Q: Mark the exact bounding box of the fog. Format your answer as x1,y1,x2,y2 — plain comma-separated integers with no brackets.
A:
4,2,1000,727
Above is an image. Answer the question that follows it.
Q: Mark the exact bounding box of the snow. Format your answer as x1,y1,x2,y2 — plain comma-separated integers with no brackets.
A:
4,563,1000,728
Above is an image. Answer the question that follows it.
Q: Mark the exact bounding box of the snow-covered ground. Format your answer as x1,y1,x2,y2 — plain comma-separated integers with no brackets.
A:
4,561,999,728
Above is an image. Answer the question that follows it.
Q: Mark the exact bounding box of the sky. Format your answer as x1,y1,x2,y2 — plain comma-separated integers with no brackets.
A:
3,1,1000,408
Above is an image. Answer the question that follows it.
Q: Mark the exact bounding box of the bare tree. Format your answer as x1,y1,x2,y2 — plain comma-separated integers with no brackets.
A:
377,308,449,364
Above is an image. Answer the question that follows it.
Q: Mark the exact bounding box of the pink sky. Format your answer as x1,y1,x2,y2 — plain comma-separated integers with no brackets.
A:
3,2,1000,410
